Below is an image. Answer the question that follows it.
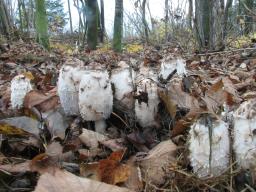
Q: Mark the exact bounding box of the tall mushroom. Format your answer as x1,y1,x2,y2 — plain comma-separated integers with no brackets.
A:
189,115,230,178
79,62,113,134
57,58,85,116
111,61,134,110
233,99,256,172
135,64,160,128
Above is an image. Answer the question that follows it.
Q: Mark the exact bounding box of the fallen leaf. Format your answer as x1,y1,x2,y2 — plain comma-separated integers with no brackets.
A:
0,161,31,173
42,108,70,139
24,90,59,112
171,109,201,137
137,140,177,185
98,150,130,185
0,116,41,137
158,88,177,119
79,128,108,149
124,156,144,191
30,142,63,174
203,77,241,113
34,168,133,192
100,138,126,151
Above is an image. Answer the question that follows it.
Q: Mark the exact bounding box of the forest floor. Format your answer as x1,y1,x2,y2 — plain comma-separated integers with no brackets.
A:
0,39,256,192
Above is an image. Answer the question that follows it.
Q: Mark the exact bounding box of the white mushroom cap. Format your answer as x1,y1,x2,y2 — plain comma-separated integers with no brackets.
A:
58,65,80,115
233,99,256,170
111,61,134,109
79,70,113,121
135,78,160,128
11,74,32,109
189,117,230,178
159,58,187,80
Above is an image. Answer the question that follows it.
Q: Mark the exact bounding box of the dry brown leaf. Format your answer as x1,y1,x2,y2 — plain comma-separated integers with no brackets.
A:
80,150,130,185
79,128,108,149
158,88,177,119
138,140,177,185
24,90,59,112
171,109,201,137
124,156,144,191
0,161,31,173
30,142,63,174
80,162,100,180
34,168,133,192
203,77,241,113
100,138,126,151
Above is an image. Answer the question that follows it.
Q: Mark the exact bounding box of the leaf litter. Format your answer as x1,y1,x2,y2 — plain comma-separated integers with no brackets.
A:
0,41,255,191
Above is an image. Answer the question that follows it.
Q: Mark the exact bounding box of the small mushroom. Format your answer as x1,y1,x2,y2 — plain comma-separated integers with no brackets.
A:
11,74,32,109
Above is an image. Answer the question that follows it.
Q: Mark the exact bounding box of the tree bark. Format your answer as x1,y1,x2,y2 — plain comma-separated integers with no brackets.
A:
142,0,149,43
86,0,98,50
100,0,105,43
18,0,24,32
164,0,169,41
113,0,123,52
0,0,11,37
67,0,73,34
35,0,49,50
244,0,254,35
188,0,193,31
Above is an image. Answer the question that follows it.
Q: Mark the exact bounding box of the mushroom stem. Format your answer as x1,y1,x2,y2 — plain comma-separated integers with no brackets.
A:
95,120,107,134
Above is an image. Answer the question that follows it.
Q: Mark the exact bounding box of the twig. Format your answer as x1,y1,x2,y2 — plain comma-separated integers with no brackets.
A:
186,47,256,57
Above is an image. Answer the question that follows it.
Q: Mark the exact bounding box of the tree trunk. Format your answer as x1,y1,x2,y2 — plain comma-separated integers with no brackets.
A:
100,0,105,43
35,0,49,50
194,0,211,50
142,0,149,43
113,0,123,52
244,0,253,35
221,0,233,48
67,0,73,34
188,0,193,30
0,0,11,37
18,0,24,32
86,0,98,50
164,0,169,41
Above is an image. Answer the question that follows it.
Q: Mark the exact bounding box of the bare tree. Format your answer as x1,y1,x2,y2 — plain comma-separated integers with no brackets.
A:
0,0,12,37
100,0,105,43
142,0,149,43
67,0,73,33
165,0,169,41
113,0,123,52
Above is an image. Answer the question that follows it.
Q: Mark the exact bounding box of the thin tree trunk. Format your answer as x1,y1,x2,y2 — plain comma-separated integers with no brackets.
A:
0,0,11,37
188,0,193,30
67,0,73,34
221,0,233,48
35,0,49,50
244,0,253,35
86,0,98,50
165,0,168,41
100,0,105,43
142,0,149,43
113,0,123,52
18,0,24,32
